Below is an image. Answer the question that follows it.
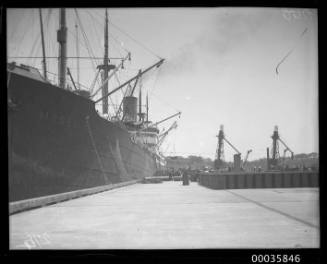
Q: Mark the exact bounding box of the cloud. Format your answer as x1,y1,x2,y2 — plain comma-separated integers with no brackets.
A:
156,9,273,80
156,43,197,80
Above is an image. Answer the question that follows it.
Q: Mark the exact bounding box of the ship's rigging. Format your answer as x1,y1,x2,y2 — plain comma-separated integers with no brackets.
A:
9,10,157,113
8,8,181,154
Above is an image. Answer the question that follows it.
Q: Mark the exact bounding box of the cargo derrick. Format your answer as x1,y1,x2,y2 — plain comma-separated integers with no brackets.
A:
242,149,252,170
157,121,178,149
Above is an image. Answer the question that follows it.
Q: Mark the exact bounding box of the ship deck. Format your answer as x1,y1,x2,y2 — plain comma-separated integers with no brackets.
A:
9,181,319,249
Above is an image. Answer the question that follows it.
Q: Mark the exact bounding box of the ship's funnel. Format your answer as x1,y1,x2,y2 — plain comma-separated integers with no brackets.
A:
123,96,137,122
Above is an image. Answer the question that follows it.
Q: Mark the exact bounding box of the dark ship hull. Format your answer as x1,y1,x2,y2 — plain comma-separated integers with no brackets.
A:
8,69,157,202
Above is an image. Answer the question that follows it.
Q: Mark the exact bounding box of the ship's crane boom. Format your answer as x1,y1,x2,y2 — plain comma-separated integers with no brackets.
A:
243,149,252,167
94,58,164,104
140,111,181,131
157,121,178,148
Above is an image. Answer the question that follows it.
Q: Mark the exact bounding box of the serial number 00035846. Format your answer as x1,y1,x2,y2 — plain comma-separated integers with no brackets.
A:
251,254,301,263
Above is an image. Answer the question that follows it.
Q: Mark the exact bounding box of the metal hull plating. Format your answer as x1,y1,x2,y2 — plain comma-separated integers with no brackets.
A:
8,72,157,202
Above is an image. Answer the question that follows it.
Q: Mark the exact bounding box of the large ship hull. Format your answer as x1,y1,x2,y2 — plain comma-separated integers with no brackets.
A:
8,71,157,202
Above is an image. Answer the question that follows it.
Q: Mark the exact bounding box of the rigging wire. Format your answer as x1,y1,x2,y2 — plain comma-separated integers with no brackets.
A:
9,9,167,118
32,40,42,68
8,10,25,41
91,9,161,59
109,33,124,57
89,69,100,95
74,9,101,88
66,30,105,59
85,9,120,58
105,73,120,113
148,66,162,96
14,11,33,57
76,9,128,104
276,27,308,75
27,35,41,62
40,69,91,90
24,11,37,59
113,71,126,97
85,10,104,56
45,9,53,76
31,10,41,68
83,9,165,119
110,21,162,60
110,34,130,54
14,9,52,74
150,90,181,114
75,10,98,62
86,10,130,56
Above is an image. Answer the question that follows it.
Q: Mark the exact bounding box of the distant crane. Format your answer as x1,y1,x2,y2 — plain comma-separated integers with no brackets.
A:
214,125,225,169
282,147,294,166
214,125,241,170
280,140,294,160
242,149,252,169
267,126,294,170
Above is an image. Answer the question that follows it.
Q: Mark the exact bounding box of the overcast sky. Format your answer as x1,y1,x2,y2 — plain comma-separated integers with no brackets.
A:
7,8,318,161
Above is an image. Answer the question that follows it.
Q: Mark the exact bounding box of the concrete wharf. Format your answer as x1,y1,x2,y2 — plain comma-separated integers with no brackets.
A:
10,181,319,249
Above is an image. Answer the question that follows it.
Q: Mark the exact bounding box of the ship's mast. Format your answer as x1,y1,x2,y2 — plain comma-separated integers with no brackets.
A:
103,9,109,114
97,9,115,114
58,8,67,89
39,9,47,80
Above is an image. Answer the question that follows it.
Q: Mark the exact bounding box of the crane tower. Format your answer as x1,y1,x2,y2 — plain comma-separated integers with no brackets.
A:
214,125,242,171
267,126,294,170
214,125,225,169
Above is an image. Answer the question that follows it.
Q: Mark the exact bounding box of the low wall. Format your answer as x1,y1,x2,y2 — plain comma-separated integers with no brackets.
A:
198,172,319,190
9,179,141,215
